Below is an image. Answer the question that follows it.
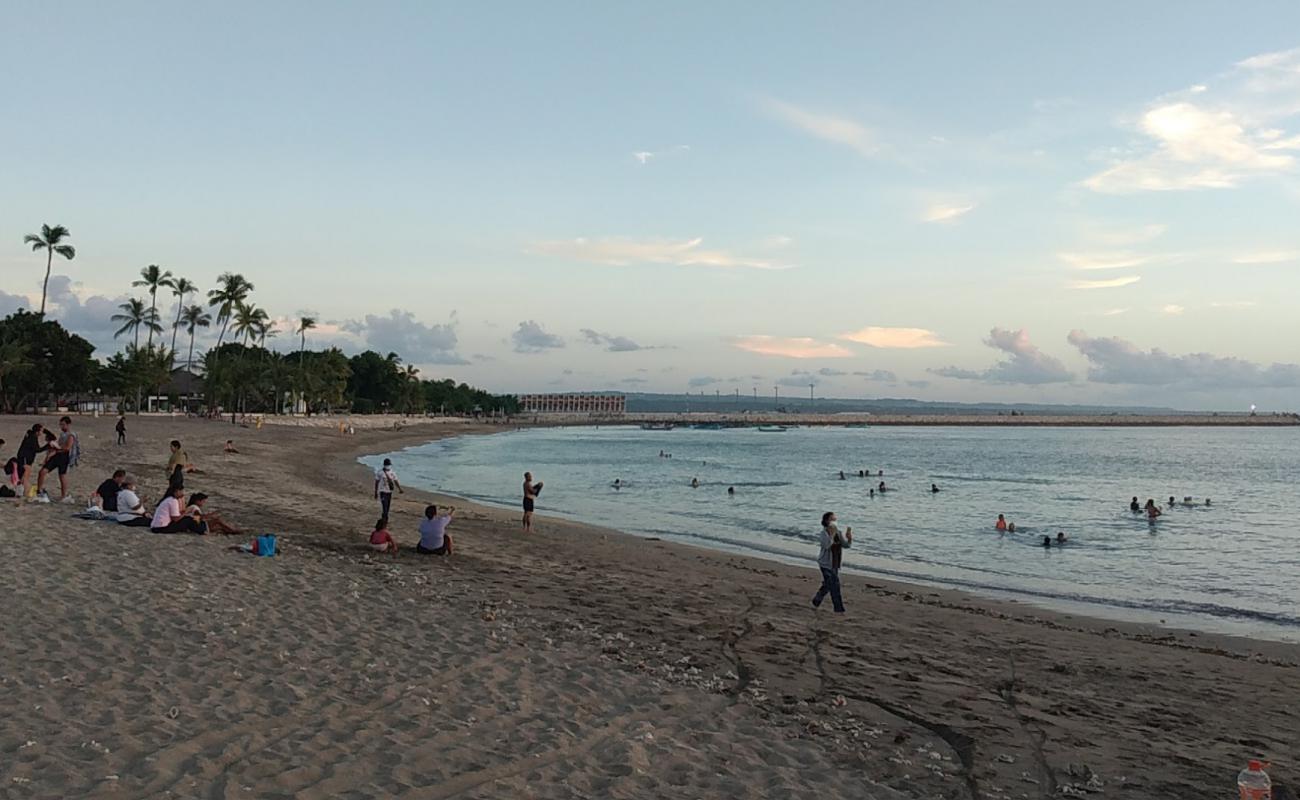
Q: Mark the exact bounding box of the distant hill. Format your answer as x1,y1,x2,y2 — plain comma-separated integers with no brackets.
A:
621,392,1184,416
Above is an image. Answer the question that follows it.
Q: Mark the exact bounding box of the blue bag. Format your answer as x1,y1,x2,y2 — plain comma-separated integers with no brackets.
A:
255,534,277,557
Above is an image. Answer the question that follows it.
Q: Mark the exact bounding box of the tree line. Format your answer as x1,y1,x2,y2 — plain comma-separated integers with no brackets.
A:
2,223,519,416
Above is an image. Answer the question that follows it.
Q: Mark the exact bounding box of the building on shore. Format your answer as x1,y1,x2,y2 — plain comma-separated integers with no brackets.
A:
518,392,626,415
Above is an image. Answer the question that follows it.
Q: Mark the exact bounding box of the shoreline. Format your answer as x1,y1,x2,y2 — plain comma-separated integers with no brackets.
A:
3,414,1297,798
518,412,1300,427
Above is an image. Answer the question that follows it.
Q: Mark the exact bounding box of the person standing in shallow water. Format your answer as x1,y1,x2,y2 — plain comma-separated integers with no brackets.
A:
812,511,852,613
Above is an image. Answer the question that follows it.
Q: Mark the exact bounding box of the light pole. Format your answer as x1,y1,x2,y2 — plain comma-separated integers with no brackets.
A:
774,385,779,409
810,382,815,409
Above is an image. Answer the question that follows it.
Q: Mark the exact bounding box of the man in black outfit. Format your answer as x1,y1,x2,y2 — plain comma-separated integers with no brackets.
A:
95,469,127,512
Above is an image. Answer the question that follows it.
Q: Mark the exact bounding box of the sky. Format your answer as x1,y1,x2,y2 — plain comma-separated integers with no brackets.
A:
3,1,1300,411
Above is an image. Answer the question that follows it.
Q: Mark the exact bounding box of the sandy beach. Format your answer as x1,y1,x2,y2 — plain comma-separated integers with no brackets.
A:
2,414,1296,799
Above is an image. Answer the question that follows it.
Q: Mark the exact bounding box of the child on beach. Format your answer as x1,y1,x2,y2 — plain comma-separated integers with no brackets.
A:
369,517,398,554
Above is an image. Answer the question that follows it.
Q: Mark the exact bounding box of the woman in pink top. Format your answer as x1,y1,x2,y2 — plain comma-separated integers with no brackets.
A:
369,516,398,554
151,486,208,534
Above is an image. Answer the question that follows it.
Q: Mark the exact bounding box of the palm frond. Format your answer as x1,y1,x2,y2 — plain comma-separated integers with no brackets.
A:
53,245,75,260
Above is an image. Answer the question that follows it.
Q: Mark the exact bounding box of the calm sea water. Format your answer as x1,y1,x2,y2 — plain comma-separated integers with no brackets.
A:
363,425,1300,642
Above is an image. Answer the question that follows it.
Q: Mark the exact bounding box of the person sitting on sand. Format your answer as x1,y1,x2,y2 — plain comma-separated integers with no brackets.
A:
167,440,201,475
996,514,1007,531
93,469,127,513
114,476,151,527
185,492,242,535
223,440,239,454
1145,499,1162,520
1130,497,1140,512
812,511,852,613
931,483,940,493
416,504,454,555
150,485,208,534
369,516,398,554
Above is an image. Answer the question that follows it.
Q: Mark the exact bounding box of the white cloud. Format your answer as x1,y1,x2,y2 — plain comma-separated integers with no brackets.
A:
1088,223,1168,246
532,237,790,271
1068,276,1141,290
354,310,467,364
838,326,948,349
758,97,877,157
1068,330,1300,388
761,235,794,248
1161,304,1185,315
922,203,976,223
1058,251,1155,271
1232,250,1299,264
931,328,1073,385
1102,308,1129,317
1086,48,1300,193
632,144,689,165
732,335,853,359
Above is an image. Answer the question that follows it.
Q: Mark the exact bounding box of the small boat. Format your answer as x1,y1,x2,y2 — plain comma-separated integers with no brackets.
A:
640,422,675,431
757,425,788,432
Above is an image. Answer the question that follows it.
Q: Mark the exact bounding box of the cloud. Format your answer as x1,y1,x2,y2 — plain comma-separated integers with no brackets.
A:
532,237,789,271
1068,330,1300,388
759,97,877,157
1086,223,1168,246
817,368,847,377
512,320,565,353
688,376,721,388
37,276,131,355
761,235,794,248
580,328,648,352
355,310,468,365
931,328,1073,384
1058,251,1156,271
619,377,649,385
1232,250,1299,264
1102,308,1129,317
922,203,975,223
1068,276,1141,290
853,369,898,382
1085,49,1300,193
732,335,853,359
1161,304,1185,315
632,144,690,165
777,375,820,388
839,326,947,349
905,379,931,389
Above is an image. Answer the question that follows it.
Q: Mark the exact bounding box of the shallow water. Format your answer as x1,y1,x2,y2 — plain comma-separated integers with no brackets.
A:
364,425,1300,642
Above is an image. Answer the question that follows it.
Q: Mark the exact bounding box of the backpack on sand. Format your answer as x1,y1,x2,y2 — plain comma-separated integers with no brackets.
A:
253,534,277,557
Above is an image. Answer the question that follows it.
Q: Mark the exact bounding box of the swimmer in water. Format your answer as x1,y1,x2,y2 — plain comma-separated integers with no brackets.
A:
727,486,735,495
1130,497,1140,512
878,481,887,493
878,470,883,477
1042,536,1052,548
1205,498,1212,506
1007,522,1017,533
1056,532,1068,544
869,488,875,498
613,478,621,490
1145,499,1162,520
995,514,1007,532
690,477,699,488
839,470,846,480
1168,496,1176,507
931,483,940,493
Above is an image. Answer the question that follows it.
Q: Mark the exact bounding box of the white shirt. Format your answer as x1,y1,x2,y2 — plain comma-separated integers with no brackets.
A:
152,496,182,529
115,489,145,523
376,466,397,494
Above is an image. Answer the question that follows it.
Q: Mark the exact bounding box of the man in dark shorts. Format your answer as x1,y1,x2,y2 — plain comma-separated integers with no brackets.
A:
36,416,77,502
14,423,43,491
522,471,542,532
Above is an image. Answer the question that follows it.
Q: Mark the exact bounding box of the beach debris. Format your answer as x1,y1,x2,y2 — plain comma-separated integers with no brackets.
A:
996,753,1016,763
832,695,847,708
167,706,179,719
20,740,36,749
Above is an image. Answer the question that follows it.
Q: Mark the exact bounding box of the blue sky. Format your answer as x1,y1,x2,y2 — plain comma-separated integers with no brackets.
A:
3,1,1300,410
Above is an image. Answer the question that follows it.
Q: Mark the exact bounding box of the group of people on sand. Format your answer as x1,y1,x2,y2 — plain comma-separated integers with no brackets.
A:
3,416,79,502
366,457,458,556
90,438,241,535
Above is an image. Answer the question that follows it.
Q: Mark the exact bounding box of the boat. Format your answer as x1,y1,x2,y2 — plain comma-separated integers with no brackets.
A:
756,425,789,432
640,422,675,431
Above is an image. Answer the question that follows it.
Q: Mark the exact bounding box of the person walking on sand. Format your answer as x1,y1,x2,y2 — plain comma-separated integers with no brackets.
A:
522,471,542,532
115,415,126,446
36,416,78,503
812,511,852,613
374,458,403,516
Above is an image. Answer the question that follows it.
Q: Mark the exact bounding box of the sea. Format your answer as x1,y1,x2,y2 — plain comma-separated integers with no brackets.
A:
362,425,1300,642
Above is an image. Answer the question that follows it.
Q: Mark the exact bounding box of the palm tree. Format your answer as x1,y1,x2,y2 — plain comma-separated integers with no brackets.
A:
112,298,152,351
296,315,317,365
23,224,76,316
231,302,268,347
167,277,196,353
132,265,174,348
179,304,211,372
207,272,254,351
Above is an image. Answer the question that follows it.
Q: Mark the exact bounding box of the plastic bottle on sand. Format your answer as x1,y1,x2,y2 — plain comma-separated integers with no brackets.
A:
1238,760,1271,800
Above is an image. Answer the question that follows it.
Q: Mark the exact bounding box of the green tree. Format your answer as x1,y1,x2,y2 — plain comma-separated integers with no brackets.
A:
132,265,174,348
179,304,211,372
111,298,158,351
231,301,267,347
167,276,196,352
207,272,254,350
23,224,76,316
0,333,32,407
0,311,95,411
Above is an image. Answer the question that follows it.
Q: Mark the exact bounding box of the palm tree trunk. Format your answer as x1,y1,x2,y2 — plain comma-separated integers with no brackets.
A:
146,292,157,349
170,294,184,353
39,250,53,315
187,331,195,372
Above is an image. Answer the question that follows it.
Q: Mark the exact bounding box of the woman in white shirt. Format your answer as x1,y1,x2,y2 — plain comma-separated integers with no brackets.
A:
115,477,152,528
150,485,208,534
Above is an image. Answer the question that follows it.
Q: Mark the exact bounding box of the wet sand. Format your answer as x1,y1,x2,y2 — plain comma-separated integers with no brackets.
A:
1,414,1296,798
